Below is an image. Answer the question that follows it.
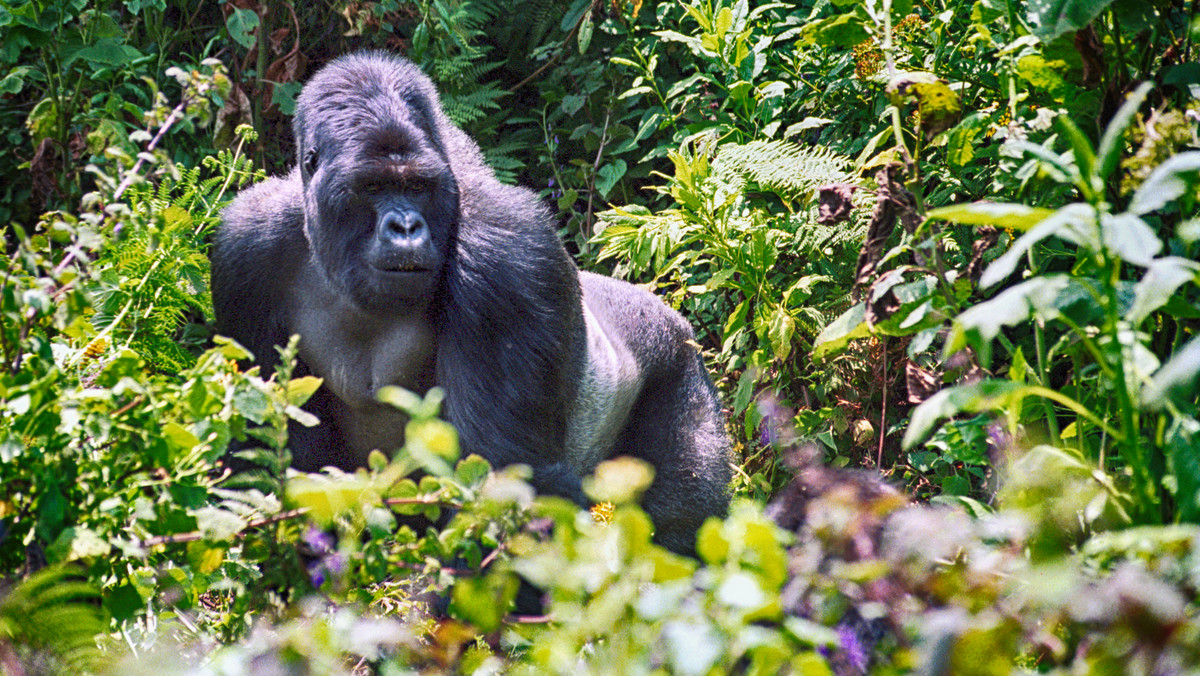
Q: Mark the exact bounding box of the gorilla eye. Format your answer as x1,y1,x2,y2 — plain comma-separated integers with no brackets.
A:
406,177,434,194
304,148,320,175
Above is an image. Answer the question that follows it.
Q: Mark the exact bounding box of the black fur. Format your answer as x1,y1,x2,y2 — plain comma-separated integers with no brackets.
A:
211,52,731,555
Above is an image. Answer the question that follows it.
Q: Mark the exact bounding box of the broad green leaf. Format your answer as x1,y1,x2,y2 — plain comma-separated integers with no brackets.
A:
191,506,246,541
887,72,962,137
905,381,1111,448
767,307,795,361
947,275,1080,365
927,202,1055,231
595,159,627,199
560,0,591,30
1096,82,1152,180
287,473,378,526
286,375,323,406
813,303,868,360
163,422,200,452
944,113,988,167
1054,115,1098,197
225,8,259,49
450,572,518,633
810,12,870,48
1129,151,1200,215
1026,0,1118,42
577,12,593,53
980,203,1095,288
583,456,655,504
1143,335,1200,409
1100,212,1160,267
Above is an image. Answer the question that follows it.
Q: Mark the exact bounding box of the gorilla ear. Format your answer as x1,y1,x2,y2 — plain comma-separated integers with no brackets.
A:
303,148,319,175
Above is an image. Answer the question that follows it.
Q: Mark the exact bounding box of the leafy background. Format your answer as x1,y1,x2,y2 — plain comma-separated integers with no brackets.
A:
0,0,1198,673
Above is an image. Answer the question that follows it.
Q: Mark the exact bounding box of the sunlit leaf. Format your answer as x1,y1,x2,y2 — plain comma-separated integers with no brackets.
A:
927,202,1055,231
1129,151,1200,215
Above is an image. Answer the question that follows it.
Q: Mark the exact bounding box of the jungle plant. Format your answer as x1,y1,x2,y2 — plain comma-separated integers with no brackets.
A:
905,84,1200,525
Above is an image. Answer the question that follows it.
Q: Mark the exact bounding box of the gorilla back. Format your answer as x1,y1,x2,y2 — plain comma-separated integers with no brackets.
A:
211,52,731,555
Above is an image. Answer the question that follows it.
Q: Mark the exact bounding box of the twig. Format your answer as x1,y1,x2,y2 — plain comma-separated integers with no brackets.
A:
584,108,612,236
878,338,887,470
507,0,596,94
138,507,309,547
113,97,191,201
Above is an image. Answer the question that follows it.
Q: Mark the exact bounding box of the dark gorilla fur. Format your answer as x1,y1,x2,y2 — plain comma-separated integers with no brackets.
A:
212,52,731,554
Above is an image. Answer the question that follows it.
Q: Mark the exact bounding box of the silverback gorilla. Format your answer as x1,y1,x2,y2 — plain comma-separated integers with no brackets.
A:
211,52,731,554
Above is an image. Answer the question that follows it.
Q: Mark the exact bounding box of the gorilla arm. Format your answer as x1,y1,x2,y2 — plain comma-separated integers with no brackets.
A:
211,169,306,373
435,178,593,503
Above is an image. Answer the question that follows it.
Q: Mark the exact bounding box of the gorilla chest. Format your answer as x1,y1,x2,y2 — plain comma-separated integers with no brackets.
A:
290,291,437,414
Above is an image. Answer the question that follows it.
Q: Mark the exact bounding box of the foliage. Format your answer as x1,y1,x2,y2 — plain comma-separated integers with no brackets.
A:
1,0,1200,673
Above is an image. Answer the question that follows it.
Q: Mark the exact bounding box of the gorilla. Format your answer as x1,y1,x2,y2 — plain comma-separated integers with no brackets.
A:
211,52,731,555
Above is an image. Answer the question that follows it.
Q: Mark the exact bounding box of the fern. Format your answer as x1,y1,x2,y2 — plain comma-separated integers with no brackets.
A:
714,140,852,204
0,567,106,673
91,150,258,372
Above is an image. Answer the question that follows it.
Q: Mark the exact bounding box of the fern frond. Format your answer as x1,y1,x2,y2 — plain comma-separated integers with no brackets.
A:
714,140,852,202
0,567,106,672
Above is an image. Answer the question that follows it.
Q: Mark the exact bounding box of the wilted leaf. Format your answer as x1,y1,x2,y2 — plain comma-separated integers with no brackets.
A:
886,71,962,137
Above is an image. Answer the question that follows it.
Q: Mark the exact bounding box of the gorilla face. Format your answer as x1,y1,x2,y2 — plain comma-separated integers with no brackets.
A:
297,78,460,313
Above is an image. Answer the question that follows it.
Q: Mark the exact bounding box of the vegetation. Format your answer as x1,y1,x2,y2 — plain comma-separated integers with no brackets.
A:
0,0,1198,673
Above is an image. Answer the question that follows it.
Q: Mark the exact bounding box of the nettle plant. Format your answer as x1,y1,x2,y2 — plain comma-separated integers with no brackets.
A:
904,85,1200,525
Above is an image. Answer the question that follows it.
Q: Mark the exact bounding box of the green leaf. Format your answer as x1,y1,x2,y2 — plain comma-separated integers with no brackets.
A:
1129,257,1200,325
287,473,378,526
813,303,869,360
1054,115,1098,197
595,159,627,199
947,275,1080,365
810,12,870,48
450,572,518,633
286,375,322,406
583,456,655,504
767,307,795,361
577,12,594,53
104,583,143,622
903,381,1023,448
886,72,963,137
980,203,1095,288
927,202,1056,231
1100,212,1161,267
1129,151,1200,215
1026,0,1118,42
1096,82,1152,181
225,8,259,49
163,422,200,453
1143,336,1200,409
68,39,143,67
944,113,988,167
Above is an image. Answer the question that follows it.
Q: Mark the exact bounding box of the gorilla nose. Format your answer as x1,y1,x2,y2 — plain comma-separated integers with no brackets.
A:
379,210,429,245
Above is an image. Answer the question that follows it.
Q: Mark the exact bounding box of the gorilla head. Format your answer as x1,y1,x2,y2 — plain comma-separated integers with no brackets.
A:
293,57,460,311
212,52,733,557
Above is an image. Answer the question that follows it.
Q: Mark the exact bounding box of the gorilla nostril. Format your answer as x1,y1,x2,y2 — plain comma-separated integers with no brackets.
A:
382,211,427,241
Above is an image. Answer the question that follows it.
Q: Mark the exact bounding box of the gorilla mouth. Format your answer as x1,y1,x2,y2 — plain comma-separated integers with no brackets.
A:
380,264,428,273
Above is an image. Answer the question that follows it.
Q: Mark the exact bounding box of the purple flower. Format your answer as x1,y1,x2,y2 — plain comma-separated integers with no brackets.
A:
303,525,334,553
838,622,869,672
307,559,326,588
